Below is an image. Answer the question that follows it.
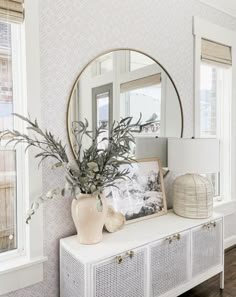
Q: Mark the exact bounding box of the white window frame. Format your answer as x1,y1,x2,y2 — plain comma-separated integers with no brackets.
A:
0,0,47,295
90,51,163,125
0,24,26,262
193,16,236,213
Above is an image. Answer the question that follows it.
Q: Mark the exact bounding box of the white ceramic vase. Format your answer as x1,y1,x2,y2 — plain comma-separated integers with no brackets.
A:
71,193,108,245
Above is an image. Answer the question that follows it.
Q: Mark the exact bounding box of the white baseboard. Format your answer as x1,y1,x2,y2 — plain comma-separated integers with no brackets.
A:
224,235,236,250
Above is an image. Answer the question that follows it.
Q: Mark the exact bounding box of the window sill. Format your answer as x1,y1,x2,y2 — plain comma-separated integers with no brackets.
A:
0,256,47,295
214,199,236,216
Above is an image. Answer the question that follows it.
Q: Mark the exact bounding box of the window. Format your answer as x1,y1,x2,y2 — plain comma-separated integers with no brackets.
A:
200,63,218,137
200,43,232,199
88,50,169,145
200,61,232,197
193,17,234,202
0,1,46,295
120,75,162,136
0,22,18,254
92,84,113,150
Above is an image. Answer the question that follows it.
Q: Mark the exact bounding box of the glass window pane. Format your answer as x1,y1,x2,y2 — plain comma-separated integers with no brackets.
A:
199,61,231,199
95,53,113,76
0,150,17,253
200,63,217,137
120,84,161,136
200,64,219,197
201,173,220,197
130,52,155,71
96,93,109,130
0,22,17,254
0,22,13,133
96,92,109,149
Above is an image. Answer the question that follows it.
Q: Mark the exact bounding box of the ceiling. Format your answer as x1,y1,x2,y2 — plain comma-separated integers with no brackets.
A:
199,0,236,18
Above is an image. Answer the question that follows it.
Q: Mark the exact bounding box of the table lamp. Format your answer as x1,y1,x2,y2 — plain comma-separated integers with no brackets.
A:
168,138,220,218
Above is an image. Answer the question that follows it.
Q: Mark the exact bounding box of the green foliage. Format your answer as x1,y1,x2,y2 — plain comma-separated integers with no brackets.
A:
69,116,138,196
0,114,138,223
1,114,69,166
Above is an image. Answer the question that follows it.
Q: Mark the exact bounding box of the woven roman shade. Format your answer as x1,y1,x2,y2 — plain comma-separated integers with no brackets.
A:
201,38,232,66
0,0,24,23
120,74,161,93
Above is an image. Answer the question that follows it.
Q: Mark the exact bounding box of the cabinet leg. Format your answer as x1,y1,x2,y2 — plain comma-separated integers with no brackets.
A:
220,271,224,290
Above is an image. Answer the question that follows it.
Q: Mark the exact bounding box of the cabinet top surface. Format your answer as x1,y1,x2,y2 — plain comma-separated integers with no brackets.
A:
60,210,223,264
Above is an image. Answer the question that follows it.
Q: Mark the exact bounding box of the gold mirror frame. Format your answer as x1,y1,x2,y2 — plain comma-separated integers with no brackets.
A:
66,48,184,157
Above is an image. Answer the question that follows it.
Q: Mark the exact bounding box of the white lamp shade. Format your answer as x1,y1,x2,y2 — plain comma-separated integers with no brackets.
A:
168,138,220,173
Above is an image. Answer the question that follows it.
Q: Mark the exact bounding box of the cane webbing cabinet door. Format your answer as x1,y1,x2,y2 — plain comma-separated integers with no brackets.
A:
192,219,223,277
60,247,85,297
60,211,224,297
92,247,147,297
150,231,190,297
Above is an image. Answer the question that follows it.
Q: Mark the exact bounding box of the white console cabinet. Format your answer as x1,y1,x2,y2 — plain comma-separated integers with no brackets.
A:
60,211,224,297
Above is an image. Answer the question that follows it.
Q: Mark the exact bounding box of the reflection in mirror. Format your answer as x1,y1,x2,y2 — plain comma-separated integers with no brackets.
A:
68,49,183,166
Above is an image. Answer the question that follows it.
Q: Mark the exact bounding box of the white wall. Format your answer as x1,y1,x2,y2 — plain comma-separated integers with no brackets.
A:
164,77,182,136
3,0,236,296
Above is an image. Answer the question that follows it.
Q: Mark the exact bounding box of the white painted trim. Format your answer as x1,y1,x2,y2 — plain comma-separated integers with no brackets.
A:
22,0,44,260
0,256,47,275
214,200,236,216
11,23,26,257
193,16,236,46
193,33,201,138
214,201,236,249
0,0,45,294
0,257,47,296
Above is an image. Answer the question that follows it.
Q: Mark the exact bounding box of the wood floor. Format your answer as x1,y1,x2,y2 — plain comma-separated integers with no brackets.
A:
180,247,236,297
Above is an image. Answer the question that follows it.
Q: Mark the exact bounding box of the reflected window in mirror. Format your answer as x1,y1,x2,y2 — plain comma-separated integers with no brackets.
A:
92,53,113,76
96,93,109,148
200,62,231,137
92,83,113,150
120,74,161,136
129,51,155,71
96,93,109,130
196,38,232,200
68,49,183,167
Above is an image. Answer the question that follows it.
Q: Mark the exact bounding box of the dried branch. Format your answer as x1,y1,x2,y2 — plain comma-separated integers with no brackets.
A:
0,114,138,222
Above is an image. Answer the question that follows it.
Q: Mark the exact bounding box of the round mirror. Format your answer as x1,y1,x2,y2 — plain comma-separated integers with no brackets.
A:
67,49,183,167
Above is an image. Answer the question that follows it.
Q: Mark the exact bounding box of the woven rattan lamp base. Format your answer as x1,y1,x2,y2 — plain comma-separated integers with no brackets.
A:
172,173,213,219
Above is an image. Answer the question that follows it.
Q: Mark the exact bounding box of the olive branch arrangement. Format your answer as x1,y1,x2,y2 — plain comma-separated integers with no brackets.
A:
0,114,140,223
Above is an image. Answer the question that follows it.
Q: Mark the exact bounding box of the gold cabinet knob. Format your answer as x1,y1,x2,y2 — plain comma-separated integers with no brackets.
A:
116,255,123,264
203,223,210,230
127,251,135,259
203,222,216,230
173,233,181,241
166,236,172,244
211,221,216,228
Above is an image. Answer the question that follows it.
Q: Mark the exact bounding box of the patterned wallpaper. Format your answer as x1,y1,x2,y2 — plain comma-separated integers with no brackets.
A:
3,0,236,296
